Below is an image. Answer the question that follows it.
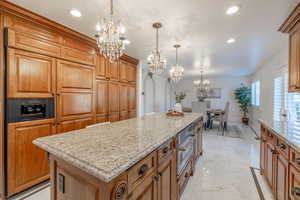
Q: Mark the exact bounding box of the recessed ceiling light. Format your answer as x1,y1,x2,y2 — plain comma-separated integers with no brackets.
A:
226,6,240,15
70,9,82,17
227,38,236,44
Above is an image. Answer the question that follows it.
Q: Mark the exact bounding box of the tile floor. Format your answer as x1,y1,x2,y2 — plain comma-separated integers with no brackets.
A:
9,124,273,200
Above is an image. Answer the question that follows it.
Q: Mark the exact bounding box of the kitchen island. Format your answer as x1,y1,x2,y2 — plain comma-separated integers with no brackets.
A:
34,113,203,200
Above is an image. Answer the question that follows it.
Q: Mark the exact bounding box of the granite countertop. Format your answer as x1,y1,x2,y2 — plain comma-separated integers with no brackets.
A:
34,113,202,183
259,119,300,151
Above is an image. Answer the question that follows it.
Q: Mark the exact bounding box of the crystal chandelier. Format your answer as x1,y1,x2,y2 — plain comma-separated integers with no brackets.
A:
95,0,129,62
169,44,184,83
147,23,167,74
194,70,211,101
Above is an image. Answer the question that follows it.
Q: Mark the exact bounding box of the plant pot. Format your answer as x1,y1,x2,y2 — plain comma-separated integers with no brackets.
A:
242,117,249,125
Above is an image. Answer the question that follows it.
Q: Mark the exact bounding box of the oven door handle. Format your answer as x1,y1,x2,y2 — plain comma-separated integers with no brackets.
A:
178,147,187,151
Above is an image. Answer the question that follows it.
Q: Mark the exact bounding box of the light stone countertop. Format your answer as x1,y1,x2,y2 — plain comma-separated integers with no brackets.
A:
259,119,300,152
33,113,202,183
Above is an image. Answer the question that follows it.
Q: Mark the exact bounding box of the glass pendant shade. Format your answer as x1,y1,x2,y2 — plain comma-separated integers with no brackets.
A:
169,44,184,82
147,23,167,74
95,0,129,62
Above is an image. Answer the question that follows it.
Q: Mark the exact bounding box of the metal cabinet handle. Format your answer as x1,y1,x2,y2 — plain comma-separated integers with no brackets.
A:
271,149,277,154
295,158,300,165
178,147,187,152
278,143,286,150
292,187,300,196
163,147,169,154
138,164,149,176
189,134,195,137
185,172,189,178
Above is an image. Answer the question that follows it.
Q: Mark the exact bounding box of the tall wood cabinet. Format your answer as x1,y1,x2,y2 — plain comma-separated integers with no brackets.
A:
0,2,138,198
279,2,300,92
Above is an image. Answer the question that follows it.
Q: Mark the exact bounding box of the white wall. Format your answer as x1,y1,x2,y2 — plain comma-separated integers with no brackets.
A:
174,77,250,122
249,46,288,133
139,61,174,116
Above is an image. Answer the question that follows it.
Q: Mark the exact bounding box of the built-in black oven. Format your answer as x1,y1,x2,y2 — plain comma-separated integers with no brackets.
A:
6,98,55,123
177,124,195,175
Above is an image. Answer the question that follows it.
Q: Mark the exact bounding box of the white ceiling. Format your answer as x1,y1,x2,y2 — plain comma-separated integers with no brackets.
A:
8,0,299,77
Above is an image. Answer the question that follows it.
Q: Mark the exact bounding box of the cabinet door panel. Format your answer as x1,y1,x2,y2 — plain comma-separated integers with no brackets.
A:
108,61,119,81
7,119,55,196
289,165,300,200
128,172,157,200
95,80,108,115
96,54,106,79
7,28,61,57
157,153,177,200
108,82,119,113
119,61,127,82
109,112,119,123
289,25,300,92
57,60,93,92
57,117,94,133
61,46,95,66
127,63,137,82
275,153,288,200
8,49,56,98
128,85,136,112
260,139,266,175
265,143,275,189
119,84,128,113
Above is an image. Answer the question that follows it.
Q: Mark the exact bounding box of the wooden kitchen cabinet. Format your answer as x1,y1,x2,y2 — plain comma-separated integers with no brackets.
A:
279,3,300,92
57,60,94,122
128,85,136,118
95,80,108,123
96,53,107,79
57,117,94,133
119,60,128,82
157,152,177,200
265,142,275,189
108,61,119,81
119,83,129,120
275,152,289,200
289,165,300,200
127,62,137,83
7,119,56,196
108,81,119,122
7,48,56,98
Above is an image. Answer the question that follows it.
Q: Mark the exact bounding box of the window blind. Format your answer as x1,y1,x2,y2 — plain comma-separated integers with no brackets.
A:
274,77,282,121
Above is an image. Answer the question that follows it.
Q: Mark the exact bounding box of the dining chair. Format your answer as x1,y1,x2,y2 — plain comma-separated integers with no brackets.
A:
86,122,111,128
221,102,230,135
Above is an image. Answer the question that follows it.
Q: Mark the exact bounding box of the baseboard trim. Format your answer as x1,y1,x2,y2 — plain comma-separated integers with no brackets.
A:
250,167,265,200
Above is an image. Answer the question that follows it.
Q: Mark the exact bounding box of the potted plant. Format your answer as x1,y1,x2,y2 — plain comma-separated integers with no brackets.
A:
234,85,251,125
174,92,186,113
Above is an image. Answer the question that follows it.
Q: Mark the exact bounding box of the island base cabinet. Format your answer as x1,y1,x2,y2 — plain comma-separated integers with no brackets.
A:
127,172,157,200
289,165,300,200
275,153,288,200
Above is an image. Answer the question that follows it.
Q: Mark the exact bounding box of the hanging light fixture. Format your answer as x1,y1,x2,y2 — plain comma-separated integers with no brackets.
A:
169,44,184,83
95,0,130,62
147,23,167,74
194,70,211,101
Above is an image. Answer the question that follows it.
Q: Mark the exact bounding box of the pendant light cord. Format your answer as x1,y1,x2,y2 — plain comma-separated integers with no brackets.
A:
110,0,114,17
156,28,159,54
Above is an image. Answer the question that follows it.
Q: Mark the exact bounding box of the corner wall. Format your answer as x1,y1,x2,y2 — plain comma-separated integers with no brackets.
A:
249,45,289,133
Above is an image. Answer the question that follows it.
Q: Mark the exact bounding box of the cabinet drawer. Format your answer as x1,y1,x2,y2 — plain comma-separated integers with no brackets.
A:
157,139,174,166
290,148,300,171
289,165,300,200
178,160,192,197
128,152,157,192
277,138,289,159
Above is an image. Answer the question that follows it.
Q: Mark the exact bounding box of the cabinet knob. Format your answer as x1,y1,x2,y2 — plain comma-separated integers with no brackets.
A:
153,175,159,181
185,172,189,178
295,158,300,165
292,187,300,196
271,149,277,154
278,143,286,150
163,147,169,154
138,164,149,176
268,134,273,139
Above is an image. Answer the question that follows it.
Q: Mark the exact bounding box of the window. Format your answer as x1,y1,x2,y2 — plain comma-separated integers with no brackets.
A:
251,80,260,106
274,77,282,121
